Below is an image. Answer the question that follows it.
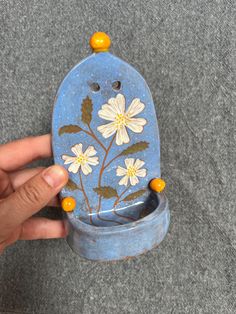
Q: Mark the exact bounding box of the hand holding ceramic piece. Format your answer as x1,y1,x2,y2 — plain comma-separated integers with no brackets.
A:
52,32,170,261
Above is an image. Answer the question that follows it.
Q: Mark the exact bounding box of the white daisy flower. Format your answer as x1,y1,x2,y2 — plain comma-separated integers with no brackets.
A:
97,93,147,146
116,158,147,186
62,144,99,175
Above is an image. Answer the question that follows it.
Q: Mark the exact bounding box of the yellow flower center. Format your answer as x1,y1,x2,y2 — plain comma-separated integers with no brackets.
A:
127,166,137,177
76,154,88,165
115,113,128,128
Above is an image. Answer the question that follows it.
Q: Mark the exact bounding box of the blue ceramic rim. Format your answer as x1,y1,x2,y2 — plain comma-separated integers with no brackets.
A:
66,192,168,235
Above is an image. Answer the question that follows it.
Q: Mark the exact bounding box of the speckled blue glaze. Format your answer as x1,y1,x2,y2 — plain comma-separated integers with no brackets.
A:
52,50,170,260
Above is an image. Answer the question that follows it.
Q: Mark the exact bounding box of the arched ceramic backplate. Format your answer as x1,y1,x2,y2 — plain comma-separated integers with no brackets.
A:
52,52,160,226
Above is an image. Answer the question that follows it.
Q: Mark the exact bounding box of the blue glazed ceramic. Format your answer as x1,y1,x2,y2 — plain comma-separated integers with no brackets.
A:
52,33,170,261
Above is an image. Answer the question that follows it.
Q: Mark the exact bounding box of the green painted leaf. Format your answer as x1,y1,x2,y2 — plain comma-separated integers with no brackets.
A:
122,189,146,202
119,141,149,156
81,96,93,125
64,179,80,191
58,125,82,136
93,186,118,199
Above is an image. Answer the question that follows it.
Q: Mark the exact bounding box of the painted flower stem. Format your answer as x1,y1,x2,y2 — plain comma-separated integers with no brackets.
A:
113,185,130,207
79,171,93,224
96,210,123,225
87,124,107,151
96,192,123,225
113,210,136,222
113,185,136,221
95,134,123,225
104,152,122,170
81,126,106,152
98,134,116,188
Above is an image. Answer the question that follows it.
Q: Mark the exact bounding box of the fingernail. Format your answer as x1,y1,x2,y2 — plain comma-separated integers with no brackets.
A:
42,165,68,188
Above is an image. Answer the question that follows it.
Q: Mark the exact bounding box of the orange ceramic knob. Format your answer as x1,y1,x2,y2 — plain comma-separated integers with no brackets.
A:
149,178,166,193
61,197,76,212
90,32,111,52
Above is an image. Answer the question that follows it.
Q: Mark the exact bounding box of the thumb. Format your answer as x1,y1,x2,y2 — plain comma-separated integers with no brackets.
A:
0,165,68,230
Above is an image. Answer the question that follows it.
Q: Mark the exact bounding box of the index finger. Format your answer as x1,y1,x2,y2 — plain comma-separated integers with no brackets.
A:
0,134,52,172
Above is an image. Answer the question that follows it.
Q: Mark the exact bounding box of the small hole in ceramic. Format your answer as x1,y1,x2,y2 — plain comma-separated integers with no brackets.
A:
112,81,121,91
90,82,100,92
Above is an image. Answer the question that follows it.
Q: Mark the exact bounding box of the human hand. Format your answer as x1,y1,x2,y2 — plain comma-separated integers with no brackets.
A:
0,134,68,254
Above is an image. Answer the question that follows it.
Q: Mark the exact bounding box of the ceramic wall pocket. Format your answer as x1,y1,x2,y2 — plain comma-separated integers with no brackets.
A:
52,33,170,261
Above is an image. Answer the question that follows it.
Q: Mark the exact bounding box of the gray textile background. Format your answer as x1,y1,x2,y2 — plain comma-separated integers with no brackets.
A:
0,0,236,313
